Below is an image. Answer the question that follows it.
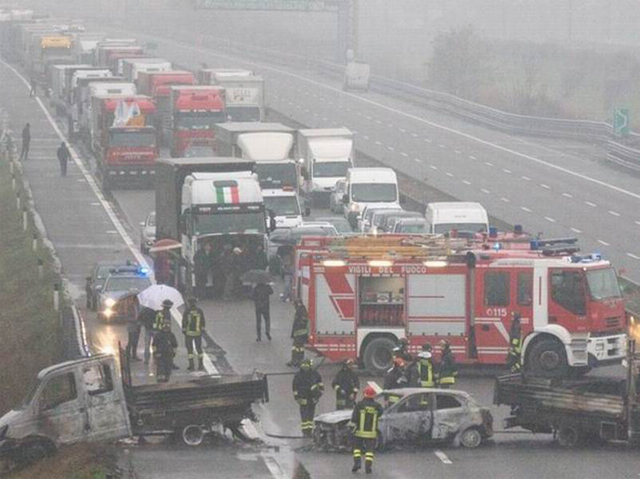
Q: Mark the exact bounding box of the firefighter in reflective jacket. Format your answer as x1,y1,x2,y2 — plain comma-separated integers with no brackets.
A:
350,386,383,474
437,340,458,388
154,299,173,331
411,347,436,388
182,297,205,371
392,337,412,362
383,358,408,405
332,359,359,410
293,359,324,437
287,300,309,367
506,312,523,373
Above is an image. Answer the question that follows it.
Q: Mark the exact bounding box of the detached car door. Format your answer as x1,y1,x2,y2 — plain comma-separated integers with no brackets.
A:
380,393,433,445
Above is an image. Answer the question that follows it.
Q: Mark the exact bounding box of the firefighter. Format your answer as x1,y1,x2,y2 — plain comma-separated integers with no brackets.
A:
152,322,178,383
392,337,412,362
383,358,408,405
332,359,359,410
411,347,436,388
287,300,309,367
292,359,324,437
182,296,205,371
437,340,458,389
350,385,383,474
154,299,173,331
507,312,523,373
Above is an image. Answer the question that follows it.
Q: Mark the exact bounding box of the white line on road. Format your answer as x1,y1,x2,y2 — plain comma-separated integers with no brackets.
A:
435,450,452,465
446,172,454,177
438,144,446,148
585,201,597,207
401,152,408,157
597,240,610,246
635,221,640,226
424,138,432,143
411,132,418,137
375,140,382,145
366,115,372,120
414,158,423,163
503,168,512,173
387,123,394,128
462,180,471,185
521,176,531,181
570,227,582,233
562,193,573,198
481,188,491,194
501,197,510,203
387,146,395,151
430,165,438,170
540,184,550,189
468,155,477,160
609,210,621,217
544,216,556,223
399,128,406,133
521,206,532,212
363,135,370,140
454,149,462,154
627,253,640,260
485,162,494,167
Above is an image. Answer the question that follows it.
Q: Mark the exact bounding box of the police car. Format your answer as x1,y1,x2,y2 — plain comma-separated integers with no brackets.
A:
96,265,152,321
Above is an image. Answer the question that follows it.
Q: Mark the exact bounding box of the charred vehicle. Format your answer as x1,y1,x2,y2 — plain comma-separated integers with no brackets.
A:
313,388,493,451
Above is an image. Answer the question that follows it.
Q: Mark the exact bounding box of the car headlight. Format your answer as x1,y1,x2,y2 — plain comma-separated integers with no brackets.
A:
103,308,114,318
104,298,116,308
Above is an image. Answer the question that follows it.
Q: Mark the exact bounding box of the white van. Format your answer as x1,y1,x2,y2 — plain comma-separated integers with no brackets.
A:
344,168,399,229
425,202,489,237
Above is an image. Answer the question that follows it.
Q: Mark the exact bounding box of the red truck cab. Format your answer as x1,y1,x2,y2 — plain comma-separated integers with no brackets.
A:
169,85,226,157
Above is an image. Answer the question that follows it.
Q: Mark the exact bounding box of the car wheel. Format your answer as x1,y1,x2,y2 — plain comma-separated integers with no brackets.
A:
526,338,568,378
459,427,483,448
557,425,583,447
181,424,206,446
362,337,396,375
17,440,53,466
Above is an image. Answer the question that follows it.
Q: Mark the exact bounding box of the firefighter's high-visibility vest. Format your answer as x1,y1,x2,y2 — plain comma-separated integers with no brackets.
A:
154,310,169,331
418,360,435,387
355,405,381,439
184,309,203,336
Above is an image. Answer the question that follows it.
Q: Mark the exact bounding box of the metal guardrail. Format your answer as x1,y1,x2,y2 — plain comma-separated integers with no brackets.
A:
188,32,640,166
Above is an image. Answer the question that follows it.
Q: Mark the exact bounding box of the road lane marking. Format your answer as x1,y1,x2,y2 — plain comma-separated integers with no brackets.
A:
363,135,370,140
481,188,491,194
503,168,512,173
585,201,597,207
399,128,406,133
609,210,621,217
540,184,550,189
401,152,408,157
627,253,640,260
438,144,446,148
501,197,510,203
485,162,494,167
411,132,418,137
521,176,531,181
446,172,454,177
562,193,573,198
468,155,477,160
454,149,462,154
545,216,556,222
414,158,423,163
570,227,582,233
424,138,432,143
635,221,640,226
597,240,610,246
430,165,438,170
521,206,532,212
435,450,452,465
0,57,223,375
387,146,395,151
375,140,382,145
462,180,471,185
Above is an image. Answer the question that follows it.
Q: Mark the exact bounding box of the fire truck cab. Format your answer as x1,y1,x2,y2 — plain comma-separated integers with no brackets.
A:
295,235,627,376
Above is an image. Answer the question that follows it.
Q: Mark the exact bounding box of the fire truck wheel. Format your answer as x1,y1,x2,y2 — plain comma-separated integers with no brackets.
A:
526,338,568,378
363,337,396,375
181,424,206,446
557,425,584,447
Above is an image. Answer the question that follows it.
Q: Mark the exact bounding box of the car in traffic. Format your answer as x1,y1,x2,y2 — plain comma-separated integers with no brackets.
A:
392,217,428,233
373,209,423,233
314,216,353,234
86,261,125,311
96,265,152,321
139,211,156,254
313,388,493,451
329,179,347,215
267,223,339,264
359,204,402,232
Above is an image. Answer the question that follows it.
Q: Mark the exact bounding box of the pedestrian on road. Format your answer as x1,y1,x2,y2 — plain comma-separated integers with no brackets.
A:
506,312,523,373
56,142,70,176
19,123,30,161
383,358,408,405
293,359,324,437
223,247,243,299
287,300,308,367
254,243,268,270
138,306,156,364
253,281,273,341
332,359,359,410
182,296,205,371
193,241,213,299
30,77,36,97
350,386,383,474
126,300,142,361
437,339,458,388
152,322,178,383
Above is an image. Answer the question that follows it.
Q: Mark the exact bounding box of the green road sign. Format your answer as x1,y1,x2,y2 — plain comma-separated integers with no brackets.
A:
614,108,629,137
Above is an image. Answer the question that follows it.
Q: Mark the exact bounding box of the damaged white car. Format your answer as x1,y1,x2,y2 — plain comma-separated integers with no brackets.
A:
313,388,493,450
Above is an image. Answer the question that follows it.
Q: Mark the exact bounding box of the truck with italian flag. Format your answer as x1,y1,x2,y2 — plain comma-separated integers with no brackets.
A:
155,157,272,291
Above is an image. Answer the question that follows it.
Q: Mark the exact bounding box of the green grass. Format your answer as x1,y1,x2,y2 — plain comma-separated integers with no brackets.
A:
0,156,62,415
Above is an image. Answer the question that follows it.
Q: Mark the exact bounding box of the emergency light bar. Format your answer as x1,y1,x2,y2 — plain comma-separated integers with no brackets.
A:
323,259,346,267
368,260,393,267
423,260,448,268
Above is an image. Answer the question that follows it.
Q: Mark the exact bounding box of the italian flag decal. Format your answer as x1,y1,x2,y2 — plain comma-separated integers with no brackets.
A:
214,181,240,204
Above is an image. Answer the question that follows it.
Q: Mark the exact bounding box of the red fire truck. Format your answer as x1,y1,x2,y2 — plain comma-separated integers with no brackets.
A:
295,235,627,376
168,85,226,157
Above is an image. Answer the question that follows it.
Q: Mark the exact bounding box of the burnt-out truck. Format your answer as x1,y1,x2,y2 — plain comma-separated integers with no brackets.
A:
0,352,268,465
494,340,640,447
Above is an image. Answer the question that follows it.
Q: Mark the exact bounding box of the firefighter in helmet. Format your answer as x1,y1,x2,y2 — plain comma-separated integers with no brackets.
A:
292,359,324,437
332,359,360,410
350,385,383,474
506,312,523,373
437,339,458,389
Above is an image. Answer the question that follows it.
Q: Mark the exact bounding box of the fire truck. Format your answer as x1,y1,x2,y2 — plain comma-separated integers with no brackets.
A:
295,235,628,376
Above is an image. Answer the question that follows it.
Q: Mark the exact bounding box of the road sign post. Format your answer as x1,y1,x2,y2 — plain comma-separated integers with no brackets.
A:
614,108,630,138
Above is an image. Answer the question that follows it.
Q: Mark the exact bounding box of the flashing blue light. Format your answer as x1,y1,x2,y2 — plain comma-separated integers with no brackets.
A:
493,242,501,251
138,267,149,276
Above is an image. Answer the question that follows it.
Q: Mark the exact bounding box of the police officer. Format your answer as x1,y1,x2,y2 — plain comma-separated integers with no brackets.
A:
437,340,458,389
350,386,383,474
287,300,309,367
507,312,523,373
392,338,412,362
182,297,206,371
410,346,436,388
152,322,178,383
332,359,359,410
292,359,324,437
